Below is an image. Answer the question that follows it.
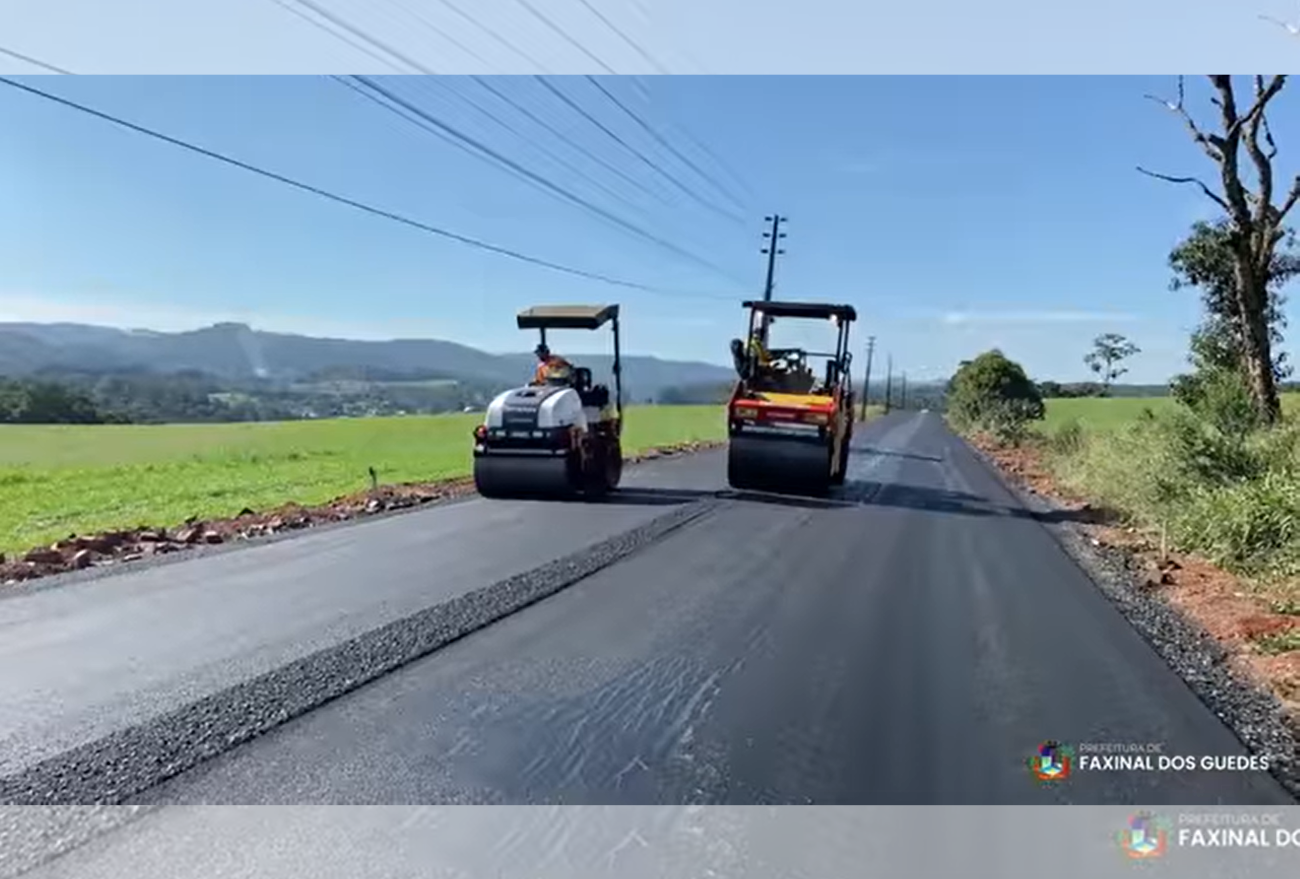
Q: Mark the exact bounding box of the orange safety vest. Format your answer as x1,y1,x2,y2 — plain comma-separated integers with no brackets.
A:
533,356,573,384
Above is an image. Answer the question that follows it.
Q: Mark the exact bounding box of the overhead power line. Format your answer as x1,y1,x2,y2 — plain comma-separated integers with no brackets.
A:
469,76,673,208
270,2,738,239
414,0,551,70
270,0,438,72
533,76,746,227
0,76,739,299
571,0,671,74
348,75,746,284
390,77,662,229
270,3,731,270
0,45,74,74
367,0,494,68
272,0,549,72
584,75,747,211
674,124,756,203
512,0,618,74
621,74,756,203
268,0,409,72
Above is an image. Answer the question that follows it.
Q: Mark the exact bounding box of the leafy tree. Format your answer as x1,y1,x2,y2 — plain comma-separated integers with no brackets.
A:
1037,380,1063,398
1083,333,1140,394
0,379,120,424
946,349,1045,443
1139,75,1300,424
1168,217,1298,387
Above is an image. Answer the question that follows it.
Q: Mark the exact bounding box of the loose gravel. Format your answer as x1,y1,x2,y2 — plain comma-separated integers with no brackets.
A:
0,500,719,806
964,441,1300,803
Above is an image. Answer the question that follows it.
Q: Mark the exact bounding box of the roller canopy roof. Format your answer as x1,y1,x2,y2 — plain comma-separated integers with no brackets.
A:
516,304,619,330
741,300,857,321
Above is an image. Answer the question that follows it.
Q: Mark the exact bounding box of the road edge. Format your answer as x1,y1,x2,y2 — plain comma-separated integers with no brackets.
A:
956,434,1300,803
0,441,727,601
0,500,720,805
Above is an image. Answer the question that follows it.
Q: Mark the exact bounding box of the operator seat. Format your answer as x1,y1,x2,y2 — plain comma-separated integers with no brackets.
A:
573,367,611,409
730,338,748,378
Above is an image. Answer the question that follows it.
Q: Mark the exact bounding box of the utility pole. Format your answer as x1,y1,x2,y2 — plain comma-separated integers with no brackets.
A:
900,372,907,411
759,214,787,341
859,335,876,421
884,354,893,413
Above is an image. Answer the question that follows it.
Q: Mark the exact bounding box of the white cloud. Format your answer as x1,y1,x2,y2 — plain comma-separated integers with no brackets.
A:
0,291,457,341
939,309,1140,325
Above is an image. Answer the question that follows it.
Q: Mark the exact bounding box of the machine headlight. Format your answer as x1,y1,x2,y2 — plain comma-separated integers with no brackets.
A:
734,406,758,419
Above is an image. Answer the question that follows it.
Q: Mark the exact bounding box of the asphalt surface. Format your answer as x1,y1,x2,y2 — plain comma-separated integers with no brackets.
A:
0,453,717,779
39,411,1276,807
0,412,1294,824
27,805,1300,879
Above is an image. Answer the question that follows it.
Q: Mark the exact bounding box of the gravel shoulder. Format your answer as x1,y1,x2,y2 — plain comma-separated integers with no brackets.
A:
962,431,1300,802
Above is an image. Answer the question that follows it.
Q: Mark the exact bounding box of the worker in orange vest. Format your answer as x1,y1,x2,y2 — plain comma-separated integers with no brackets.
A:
531,343,574,385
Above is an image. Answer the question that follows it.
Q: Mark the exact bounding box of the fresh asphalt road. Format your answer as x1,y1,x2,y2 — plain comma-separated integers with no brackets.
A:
0,443,712,778
84,411,1286,807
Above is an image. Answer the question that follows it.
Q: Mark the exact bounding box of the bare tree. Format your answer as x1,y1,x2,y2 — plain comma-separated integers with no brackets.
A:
1137,76,1300,424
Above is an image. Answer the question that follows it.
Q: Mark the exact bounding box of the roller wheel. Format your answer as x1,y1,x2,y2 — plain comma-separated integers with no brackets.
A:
605,439,623,490
582,436,621,497
831,436,849,486
727,442,758,491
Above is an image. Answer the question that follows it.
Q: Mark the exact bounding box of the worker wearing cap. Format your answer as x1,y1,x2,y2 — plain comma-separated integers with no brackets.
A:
531,343,574,385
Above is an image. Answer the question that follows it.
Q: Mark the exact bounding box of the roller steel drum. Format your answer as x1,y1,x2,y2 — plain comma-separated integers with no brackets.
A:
473,453,578,499
727,434,834,495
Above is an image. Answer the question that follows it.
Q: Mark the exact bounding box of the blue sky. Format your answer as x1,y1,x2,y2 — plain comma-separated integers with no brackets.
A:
3,0,1298,74
1,74,1297,383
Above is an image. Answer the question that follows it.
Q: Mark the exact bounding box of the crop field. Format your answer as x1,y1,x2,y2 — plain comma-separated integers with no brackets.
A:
1042,395,1178,431
0,405,728,556
1043,393,1300,433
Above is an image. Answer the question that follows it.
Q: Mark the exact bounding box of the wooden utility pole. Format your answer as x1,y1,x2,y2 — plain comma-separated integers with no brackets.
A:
758,214,786,341
900,372,907,410
859,335,875,421
884,354,893,413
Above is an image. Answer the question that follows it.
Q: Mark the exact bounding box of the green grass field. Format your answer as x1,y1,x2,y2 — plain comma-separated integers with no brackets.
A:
1042,392,1300,433
0,405,727,557
1042,395,1178,431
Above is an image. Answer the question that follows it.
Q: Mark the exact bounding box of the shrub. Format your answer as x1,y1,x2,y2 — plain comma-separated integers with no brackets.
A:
947,349,1044,445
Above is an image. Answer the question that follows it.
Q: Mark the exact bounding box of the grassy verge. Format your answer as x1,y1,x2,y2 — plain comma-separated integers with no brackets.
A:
1039,395,1300,601
965,393,1300,717
0,405,726,557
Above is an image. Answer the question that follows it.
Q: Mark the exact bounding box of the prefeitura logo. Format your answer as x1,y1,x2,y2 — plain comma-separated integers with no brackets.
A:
1117,812,1171,859
1027,740,1074,782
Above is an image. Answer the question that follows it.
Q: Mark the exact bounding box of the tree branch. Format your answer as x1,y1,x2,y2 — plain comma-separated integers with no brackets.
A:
1280,175,1300,222
1250,75,1286,117
1244,76,1276,225
1144,77,1224,161
1207,76,1255,228
1136,166,1232,213
1260,114,1279,161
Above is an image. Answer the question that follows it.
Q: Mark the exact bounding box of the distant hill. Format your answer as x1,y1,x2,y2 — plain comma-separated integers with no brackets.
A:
0,321,736,404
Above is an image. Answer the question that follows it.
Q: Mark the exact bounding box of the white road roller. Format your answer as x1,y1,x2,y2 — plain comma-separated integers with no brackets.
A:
472,304,625,499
